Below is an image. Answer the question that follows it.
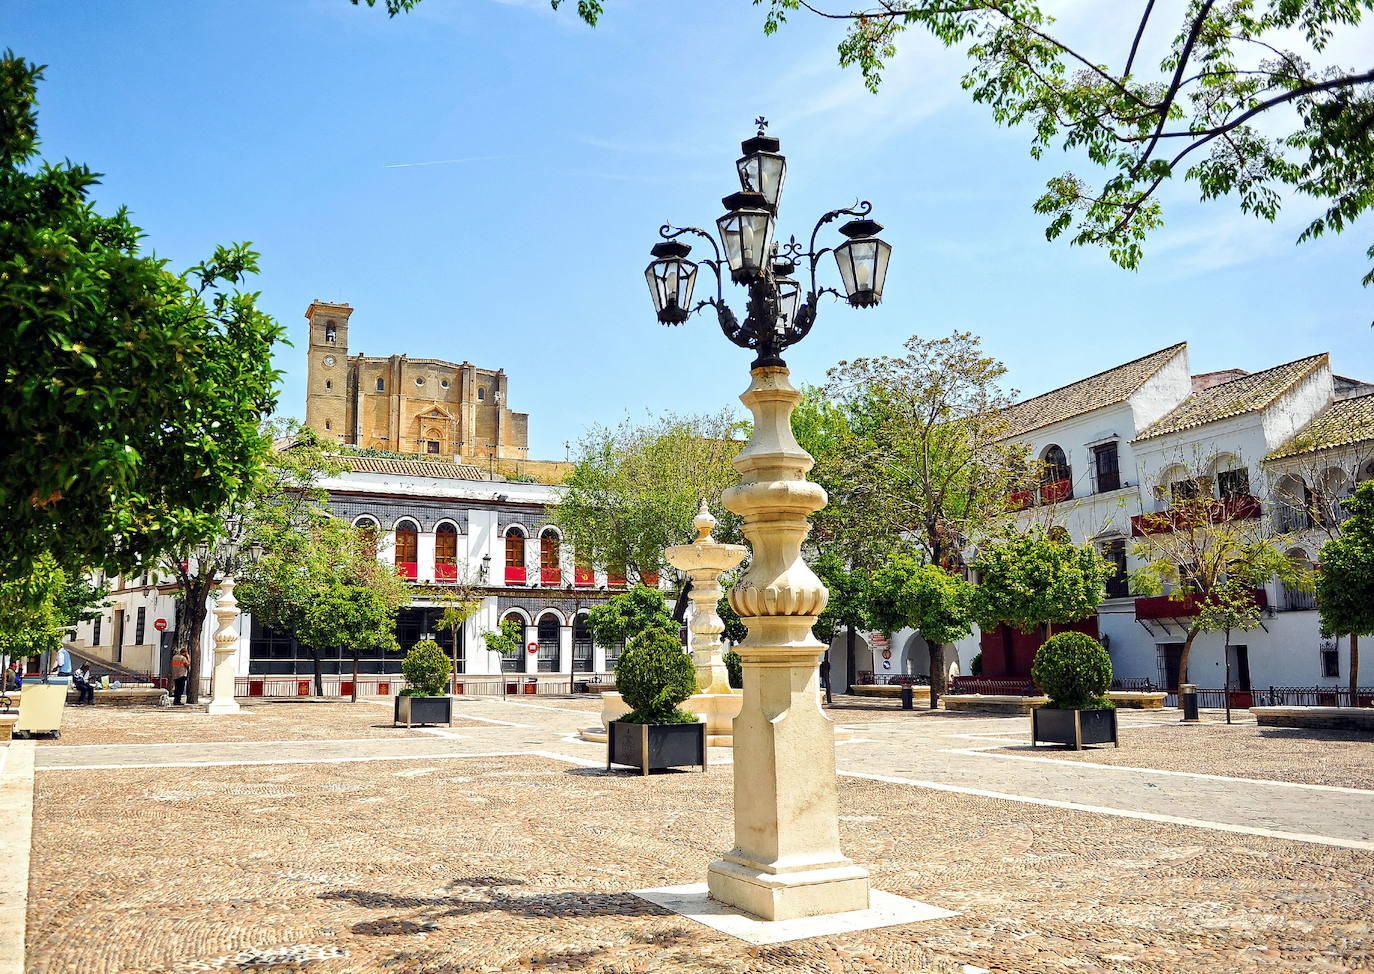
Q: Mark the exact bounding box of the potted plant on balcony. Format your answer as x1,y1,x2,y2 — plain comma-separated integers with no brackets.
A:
607,629,704,775
394,642,453,728
1030,632,1117,749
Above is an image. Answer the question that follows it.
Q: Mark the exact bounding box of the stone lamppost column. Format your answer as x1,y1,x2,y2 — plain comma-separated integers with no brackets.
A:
206,576,242,715
706,366,870,921
665,502,747,694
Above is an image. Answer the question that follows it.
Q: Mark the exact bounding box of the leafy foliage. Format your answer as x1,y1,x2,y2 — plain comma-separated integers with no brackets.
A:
972,526,1115,634
1317,480,1374,694
748,1,1374,282
1031,632,1114,710
722,647,743,689
481,617,524,656
400,641,453,697
869,552,977,647
0,553,107,658
555,411,746,583
1131,474,1300,684
0,55,284,585
585,584,676,648
614,628,698,724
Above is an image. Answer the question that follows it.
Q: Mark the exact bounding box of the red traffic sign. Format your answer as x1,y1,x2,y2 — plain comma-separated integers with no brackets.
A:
153,618,168,632
526,641,539,654
881,648,892,661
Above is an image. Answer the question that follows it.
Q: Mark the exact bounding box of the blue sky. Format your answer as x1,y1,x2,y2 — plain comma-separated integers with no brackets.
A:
9,0,1372,459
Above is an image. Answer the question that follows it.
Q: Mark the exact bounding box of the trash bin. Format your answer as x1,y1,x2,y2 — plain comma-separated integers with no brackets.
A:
900,685,914,710
1180,683,1200,722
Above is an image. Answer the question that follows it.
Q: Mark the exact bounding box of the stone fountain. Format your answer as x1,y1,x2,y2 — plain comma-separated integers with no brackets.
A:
580,502,746,746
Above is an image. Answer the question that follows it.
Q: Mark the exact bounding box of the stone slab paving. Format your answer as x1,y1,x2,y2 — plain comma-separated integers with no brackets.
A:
21,697,1374,972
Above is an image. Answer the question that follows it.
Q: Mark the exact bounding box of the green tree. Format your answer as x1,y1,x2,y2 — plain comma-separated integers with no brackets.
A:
481,617,524,658
400,641,452,697
1,55,284,586
971,526,1116,639
585,584,676,649
1132,480,1300,686
1317,480,1374,698
432,581,483,691
555,411,746,585
0,554,107,662
614,628,698,724
238,511,409,697
869,551,977,700
747,2,1374,282
160,422,344,703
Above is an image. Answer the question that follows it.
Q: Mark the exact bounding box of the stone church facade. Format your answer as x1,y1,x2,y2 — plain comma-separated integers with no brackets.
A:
303,300,529,463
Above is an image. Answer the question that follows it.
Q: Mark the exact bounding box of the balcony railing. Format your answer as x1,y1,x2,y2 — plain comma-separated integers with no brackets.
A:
540,567,561,586
434,562,457,582
573,567,594,587
1039,478,1073,504
1279,587,1316,612
1135,587,1267,621
505,566,527,584
1131,494,1262,536
395,562,418,580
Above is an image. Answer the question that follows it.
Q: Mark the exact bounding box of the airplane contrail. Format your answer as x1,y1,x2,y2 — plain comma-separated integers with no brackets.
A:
384,155,511,169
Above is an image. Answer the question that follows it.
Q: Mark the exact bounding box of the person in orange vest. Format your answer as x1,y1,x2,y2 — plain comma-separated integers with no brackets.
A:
169,648,190,705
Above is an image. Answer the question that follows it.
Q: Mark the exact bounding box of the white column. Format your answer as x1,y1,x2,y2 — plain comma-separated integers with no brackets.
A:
706,366,869,922
207,576,242,715
559,621,573,673
523,622,536,674
418,530,437,583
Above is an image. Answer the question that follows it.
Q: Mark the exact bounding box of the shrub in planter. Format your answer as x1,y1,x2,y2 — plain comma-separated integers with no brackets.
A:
1030,632,1116,749
401,642,452,697
395,642,453,727
1031,632,1113,710
723,648,742,690
616,629,698,724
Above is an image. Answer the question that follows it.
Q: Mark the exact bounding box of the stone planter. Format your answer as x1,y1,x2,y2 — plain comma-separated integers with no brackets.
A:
607,719,706,775
1032,706,1118,750
393,694,453,728
942,693,1048,715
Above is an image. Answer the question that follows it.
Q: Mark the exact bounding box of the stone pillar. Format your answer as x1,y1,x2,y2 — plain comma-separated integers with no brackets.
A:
706,366,870,921
207,576,242,715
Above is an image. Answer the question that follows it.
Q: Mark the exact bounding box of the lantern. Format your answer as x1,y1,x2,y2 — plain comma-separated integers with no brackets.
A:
772,259,800,333
645,240,698,325
832,218,891,308
736,134,786,210
717,191,775,284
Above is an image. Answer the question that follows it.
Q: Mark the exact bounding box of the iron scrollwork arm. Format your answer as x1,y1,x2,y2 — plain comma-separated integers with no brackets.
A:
805,200,872,295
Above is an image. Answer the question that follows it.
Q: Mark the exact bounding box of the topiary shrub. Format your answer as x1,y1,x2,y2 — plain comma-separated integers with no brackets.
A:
615,629,699,724
969,651,983,676
723,648,742,689
1031,632,1113,710
401,642,452,697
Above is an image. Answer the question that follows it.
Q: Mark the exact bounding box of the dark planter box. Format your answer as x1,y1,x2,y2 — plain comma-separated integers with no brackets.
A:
394,694,453,727
1032,706,1118,750
607,720,706,775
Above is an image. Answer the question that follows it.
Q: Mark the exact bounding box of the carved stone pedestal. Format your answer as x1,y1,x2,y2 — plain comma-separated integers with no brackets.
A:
207,576,242,715
705,366,870,921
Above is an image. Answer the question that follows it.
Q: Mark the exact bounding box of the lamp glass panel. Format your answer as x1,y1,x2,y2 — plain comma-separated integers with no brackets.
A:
737,152,786,208
775,278,800,332
717,210,774,275
835,237,889,305
645,257,697,318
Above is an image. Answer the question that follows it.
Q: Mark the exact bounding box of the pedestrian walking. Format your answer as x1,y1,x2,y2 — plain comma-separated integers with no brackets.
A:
170,648,190,705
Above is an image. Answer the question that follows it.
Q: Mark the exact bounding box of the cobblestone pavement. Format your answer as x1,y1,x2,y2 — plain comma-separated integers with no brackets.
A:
25,698,1374,973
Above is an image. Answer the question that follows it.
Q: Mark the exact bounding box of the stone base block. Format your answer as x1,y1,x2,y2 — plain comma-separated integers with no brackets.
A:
706,858,870,922
1106,691,1167,709
205,700,242,715
1251,706,1374,731
635,883,957,945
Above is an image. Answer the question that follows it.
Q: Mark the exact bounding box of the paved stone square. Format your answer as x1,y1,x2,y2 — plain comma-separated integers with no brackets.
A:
20,697,1374,973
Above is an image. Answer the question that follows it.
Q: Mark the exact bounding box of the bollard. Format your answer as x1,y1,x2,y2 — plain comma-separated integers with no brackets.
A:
1180,683,1200,722
900,685,914,710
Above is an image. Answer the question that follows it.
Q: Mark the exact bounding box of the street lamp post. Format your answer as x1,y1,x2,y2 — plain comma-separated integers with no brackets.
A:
643,120,890,922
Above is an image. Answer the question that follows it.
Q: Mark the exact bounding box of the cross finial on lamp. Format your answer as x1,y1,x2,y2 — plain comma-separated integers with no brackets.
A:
754,116,768,136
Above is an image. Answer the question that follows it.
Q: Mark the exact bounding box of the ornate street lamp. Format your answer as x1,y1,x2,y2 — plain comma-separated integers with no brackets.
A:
640,121,891,923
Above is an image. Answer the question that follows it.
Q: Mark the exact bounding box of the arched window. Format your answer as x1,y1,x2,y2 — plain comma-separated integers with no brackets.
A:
1316,468,1351,527
355,516,379,559
1039,445,1072,503
435,523,458,581
540,529,561,586
394,519,418,579
504,526,527,584
499,611,526,673
324,322,337,343
573,613,593,672
424,428,443,456
1275,474,1313,532
536,614,560,672
1210,455,1250,500
477,386,486,402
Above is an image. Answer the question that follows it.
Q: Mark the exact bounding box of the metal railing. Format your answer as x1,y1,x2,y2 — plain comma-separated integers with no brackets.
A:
1163,686,1374,708
191,674,619,698
949,677,1037,696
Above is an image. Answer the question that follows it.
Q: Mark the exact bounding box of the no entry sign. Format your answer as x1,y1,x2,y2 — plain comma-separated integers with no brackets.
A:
153,618,168,632
526,641,539,655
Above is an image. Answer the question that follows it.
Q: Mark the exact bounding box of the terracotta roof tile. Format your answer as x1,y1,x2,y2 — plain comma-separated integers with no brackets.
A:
1000,344,1186,438
1134,354,1327,442
1267,392,1374,460
340,455,488,481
